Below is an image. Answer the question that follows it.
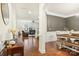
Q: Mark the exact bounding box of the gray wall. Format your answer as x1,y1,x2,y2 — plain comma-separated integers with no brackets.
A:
47,15,79,31
47,15,65,31
65,16,79,31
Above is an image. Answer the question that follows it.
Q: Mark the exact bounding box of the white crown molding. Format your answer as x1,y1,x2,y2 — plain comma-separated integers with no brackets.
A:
65,13,79,18
45,10,79,18
46,10,66,18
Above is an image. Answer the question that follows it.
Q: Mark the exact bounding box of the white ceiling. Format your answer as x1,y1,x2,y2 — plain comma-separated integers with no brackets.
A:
15,3,39,20
3,3,79,20
46,3,79,18
14,3,79,19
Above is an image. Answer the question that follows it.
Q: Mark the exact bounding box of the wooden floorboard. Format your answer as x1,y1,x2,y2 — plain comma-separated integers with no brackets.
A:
23,37,78,56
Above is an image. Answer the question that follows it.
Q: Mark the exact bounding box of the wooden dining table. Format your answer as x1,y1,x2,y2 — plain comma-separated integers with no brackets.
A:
57,34,79,55
57,34,79,54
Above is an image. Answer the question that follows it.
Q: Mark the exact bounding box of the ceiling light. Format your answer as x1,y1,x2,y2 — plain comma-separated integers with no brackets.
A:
28,10,32,14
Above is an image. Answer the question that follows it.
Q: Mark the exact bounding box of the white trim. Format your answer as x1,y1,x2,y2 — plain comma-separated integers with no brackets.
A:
39,48,45,54
65,13,79,18
46,10,79,18
46,10,66,18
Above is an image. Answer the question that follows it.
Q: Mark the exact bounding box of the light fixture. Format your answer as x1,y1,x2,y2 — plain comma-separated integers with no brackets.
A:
28,10,32,14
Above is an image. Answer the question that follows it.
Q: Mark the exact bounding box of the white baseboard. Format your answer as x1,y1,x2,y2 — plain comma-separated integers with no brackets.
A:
39,48,46,54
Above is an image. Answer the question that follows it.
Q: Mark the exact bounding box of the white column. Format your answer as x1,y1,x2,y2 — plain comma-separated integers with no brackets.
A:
7,3,16,39
0,4,7,41
39,4,47,53
8,3,16,30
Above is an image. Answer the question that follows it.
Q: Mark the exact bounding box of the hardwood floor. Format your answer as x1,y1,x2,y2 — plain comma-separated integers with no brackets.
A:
16,35,79,56
23,37,79,56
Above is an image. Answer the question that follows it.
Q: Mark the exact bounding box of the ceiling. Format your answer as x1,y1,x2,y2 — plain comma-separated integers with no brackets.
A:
15,3,39,20
3,3,79,20
2,3,39,20
46,3,79,18
15,3,79,19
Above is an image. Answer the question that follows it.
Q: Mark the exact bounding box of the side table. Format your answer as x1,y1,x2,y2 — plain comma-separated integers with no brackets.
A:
6,44,24,56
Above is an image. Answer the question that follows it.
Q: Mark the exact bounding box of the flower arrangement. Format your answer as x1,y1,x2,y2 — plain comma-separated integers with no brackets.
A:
9,27,16,39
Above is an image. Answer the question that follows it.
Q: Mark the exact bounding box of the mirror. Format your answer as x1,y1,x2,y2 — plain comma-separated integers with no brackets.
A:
1,3,9,25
